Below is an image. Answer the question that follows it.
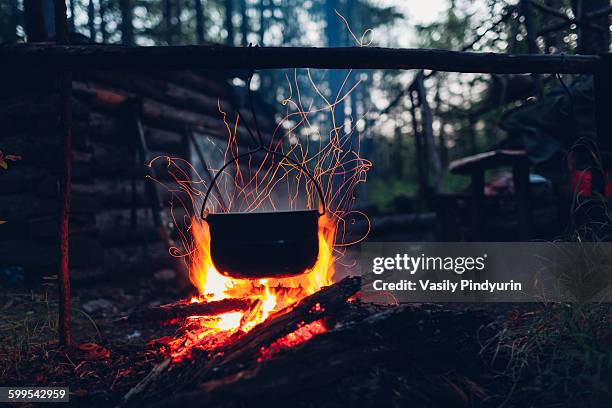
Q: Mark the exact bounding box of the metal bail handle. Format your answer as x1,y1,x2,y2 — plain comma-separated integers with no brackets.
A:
200,146,327,220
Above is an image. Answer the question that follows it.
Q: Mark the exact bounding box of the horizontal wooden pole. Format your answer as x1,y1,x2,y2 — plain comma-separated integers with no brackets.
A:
0,44,604,74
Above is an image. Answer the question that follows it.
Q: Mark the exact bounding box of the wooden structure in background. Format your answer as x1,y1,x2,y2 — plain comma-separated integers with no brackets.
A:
449,150,530,240
0,69,255,285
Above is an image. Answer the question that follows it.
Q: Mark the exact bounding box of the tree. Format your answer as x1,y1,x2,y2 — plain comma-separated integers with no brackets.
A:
99,0,108,42
572,0,610,54
0,0,20,43
120,0,134,45
88,0,96,41
195,0,204,44
258,0,266,44
239,0,248,46
225,0,234,45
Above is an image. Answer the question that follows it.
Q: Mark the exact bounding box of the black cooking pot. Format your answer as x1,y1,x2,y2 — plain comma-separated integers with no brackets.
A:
206,209,319,279
201,149,326,279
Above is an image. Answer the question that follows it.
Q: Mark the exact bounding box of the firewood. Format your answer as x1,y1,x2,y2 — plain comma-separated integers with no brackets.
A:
122,358,172,407
116,298,253,324
150,304,494,408
120,277,361,406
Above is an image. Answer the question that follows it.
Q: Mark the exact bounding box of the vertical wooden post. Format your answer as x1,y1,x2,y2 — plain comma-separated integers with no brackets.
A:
470,170,485,241
409,89,428,207
54,0,72,347
415,72,442,193
512,161,531,240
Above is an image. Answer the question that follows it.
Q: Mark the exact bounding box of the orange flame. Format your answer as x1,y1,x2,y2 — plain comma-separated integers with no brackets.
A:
164,214,335,361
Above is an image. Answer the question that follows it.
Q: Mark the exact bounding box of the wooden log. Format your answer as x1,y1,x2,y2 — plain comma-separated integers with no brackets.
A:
103,241,175,275
0,235,104,268
0,44,601,74
151,70,235,103
72,81,249,142
154,305,494,408
0,166,52,194
146,127,186,153
0,92,88,126
75,113,186,153
86,70,234,116
122,276,362,405
73,179,174,207
0,192,99,223
116,298,253,324
94,207,189,244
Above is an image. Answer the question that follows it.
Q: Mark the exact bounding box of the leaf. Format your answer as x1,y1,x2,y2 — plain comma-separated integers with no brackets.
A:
0,160,7,170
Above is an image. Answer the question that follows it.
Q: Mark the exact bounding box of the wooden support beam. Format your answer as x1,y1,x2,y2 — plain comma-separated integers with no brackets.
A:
0,44,602,74
53,0,72,348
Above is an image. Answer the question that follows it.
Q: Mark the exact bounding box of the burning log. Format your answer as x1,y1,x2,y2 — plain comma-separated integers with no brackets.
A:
116,298,252,324
120,276,361,406
148,304,494,408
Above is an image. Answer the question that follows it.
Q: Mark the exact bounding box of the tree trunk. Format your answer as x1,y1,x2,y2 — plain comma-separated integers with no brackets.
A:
573,0,610,54
99,0,108,42
68,0,75,32
5,0,19,43
24,0,47,42
195,0,204,44
88,0,96,42
174,0,182,43
325,0,344,135
258,0,266,44
543,0,564,52
239,0,248,46
409,90,428,205
225,0,234,45
520,0,543,98
164,0,172,44
416,73,442,193
119,0,134,45
434,83,448,169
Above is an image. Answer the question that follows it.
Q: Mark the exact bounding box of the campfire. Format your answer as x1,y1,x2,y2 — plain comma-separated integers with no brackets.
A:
133,70,370,381
161,213,337,362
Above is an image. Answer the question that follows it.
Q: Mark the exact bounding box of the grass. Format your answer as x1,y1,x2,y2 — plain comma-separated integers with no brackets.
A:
480,303,612,407
0,292,58,381
0,291,103,383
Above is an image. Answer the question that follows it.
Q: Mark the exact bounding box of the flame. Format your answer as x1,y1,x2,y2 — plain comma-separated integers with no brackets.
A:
190,213,335,305
163,214,335,361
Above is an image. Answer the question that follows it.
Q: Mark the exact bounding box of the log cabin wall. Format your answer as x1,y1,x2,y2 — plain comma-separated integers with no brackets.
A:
0,70,265,286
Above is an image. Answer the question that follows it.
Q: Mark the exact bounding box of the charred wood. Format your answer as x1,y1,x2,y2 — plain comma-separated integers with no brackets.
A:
117,298,252,324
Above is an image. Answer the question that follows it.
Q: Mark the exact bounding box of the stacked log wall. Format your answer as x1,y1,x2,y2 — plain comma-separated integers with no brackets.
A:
0,70,251,285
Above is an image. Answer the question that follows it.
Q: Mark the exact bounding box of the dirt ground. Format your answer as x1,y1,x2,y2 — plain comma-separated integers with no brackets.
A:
0,275,610,407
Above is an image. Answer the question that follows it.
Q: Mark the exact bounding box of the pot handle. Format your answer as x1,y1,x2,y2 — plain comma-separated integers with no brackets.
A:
200,147,327,220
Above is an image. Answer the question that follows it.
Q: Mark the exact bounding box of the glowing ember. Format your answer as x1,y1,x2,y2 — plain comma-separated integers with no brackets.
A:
258,319,328,362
